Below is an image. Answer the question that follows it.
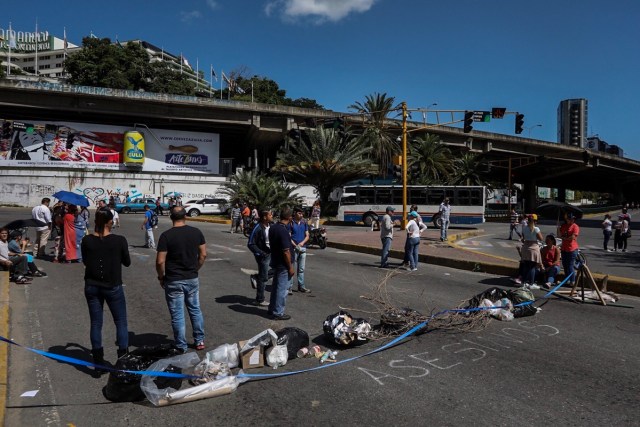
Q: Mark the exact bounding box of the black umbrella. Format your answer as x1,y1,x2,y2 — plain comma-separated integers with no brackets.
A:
3,218,48,230
535,201,583,220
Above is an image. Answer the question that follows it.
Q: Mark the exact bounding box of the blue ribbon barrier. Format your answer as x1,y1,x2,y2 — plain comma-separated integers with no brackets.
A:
0,275,576,381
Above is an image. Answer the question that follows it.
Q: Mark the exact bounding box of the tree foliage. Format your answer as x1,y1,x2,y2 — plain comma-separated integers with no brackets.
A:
65,37,195,95
226,70,323,108
349,92,400,176
220,170,302,212
272,127,374,207
407,133,453,184
448,152,492,187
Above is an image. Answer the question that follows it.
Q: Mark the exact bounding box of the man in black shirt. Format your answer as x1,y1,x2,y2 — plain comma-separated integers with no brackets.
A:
268,207,295,320
156,206,207,352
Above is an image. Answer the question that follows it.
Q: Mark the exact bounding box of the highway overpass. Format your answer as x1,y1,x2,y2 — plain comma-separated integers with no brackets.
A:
1,79,639,209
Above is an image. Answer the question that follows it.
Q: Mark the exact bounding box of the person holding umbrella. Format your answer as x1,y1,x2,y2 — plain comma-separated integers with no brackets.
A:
558,212,580,286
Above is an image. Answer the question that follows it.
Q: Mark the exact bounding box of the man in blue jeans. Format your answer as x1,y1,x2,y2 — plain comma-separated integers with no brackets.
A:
380,206,395,268
248,209,272,306
288,206,311,293
268,207,295,320
156,206,207,352
141,204,155,248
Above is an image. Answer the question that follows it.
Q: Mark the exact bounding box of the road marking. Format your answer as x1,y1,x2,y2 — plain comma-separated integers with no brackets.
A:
335,251,350,254
496,242,515,248
209,243,245,253
207,258,229,262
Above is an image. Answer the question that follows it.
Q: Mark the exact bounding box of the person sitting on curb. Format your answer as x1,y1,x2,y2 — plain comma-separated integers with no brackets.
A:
539,234,561,290
8,231,47,277
0,228,32,284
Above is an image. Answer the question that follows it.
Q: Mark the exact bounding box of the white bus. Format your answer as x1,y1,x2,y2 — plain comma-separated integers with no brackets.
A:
337,185,486,227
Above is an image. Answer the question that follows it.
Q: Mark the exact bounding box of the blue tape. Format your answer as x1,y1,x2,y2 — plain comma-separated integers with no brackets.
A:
0,336,199,379
0,276,575,381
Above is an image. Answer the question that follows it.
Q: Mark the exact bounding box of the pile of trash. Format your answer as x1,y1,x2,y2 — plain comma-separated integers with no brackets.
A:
323,311,372,345
464,286,538,321
103,326,354,406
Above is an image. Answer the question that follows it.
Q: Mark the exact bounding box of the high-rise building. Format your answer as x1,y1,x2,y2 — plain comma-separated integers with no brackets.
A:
557,98,588,148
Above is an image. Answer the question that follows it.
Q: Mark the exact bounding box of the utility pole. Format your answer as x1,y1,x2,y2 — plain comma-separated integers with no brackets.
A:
402,102,408,228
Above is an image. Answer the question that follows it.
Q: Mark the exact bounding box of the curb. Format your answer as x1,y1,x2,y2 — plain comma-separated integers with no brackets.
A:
186,217,230,225
327,234,640,298
0,271,10,425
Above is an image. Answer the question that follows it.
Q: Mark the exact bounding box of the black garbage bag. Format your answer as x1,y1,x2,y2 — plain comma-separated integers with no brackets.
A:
104,344,177,402
465,287,511,308
323,311,372,346
275,327,309,360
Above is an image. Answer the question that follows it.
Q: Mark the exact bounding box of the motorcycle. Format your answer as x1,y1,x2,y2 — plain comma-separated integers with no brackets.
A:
308,226,327,249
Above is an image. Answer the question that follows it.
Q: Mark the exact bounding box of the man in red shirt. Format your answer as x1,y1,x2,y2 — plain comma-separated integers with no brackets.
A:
558,212,580,286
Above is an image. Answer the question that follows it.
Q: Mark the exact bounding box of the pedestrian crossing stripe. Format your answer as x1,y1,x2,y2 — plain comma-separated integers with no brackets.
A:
209,243,245,253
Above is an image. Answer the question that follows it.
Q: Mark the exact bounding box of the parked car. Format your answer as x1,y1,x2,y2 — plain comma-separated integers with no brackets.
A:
115,198,169,214
184,198,229,217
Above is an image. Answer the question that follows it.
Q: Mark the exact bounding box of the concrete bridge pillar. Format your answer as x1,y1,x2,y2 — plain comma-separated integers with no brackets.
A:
521,179,538,213
557,188,566,203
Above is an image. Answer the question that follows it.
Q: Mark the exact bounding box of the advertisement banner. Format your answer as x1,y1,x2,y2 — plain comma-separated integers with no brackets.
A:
0,120,219,174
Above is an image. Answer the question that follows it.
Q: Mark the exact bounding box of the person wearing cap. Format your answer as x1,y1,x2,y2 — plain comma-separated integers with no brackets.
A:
438,198,451,241
520,214,543,289
558,212,580,286
380,206,395,268
404,211,427,271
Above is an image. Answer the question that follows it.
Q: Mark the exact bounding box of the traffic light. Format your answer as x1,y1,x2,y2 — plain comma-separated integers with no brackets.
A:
393,164,402,179
515,114,525,134
463,111,474,133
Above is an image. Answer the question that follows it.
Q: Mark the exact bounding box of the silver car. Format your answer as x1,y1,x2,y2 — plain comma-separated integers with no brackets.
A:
184,198,229,217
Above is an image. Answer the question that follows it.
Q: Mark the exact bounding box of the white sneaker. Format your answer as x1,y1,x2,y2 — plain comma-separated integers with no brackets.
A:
529,283,540,290
510,278,522,285
542,282,552,290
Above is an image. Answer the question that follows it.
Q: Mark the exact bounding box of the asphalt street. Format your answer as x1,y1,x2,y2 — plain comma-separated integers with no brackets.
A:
1,208,639,426
455,219,640,279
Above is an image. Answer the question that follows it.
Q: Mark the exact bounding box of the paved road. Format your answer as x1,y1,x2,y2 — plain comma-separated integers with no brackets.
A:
455,220,640,278
1,208,639,426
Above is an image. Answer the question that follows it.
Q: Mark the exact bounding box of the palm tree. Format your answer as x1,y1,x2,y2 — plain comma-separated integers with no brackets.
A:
407,133,453,184
448,152,491,187
272,127,375,208
348,92,400,176
220,170,302,211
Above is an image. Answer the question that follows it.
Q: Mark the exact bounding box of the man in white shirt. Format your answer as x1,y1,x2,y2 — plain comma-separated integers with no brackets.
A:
438,198,451,241
31,198,52,258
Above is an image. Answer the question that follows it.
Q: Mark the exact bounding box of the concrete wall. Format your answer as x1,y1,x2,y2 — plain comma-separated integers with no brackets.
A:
0,169,227,207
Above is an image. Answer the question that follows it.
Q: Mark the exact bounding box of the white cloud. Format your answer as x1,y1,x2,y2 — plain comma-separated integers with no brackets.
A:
206,0,218,10
180,10,203,22
265,0,377,23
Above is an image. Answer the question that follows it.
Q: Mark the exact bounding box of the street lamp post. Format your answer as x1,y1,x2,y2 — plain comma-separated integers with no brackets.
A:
527,124,542,137
421,103,437,126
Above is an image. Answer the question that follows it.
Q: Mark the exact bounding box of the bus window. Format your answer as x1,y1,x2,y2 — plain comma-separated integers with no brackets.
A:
457,189,470,206
470,189,482,206
376,188,393,205
340,193,357,205
409,188,427,205
428,189,444,205
358,189,375,204
392,188,403,204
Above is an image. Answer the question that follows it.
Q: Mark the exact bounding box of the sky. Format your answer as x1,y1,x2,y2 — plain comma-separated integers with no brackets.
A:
4,0,640,158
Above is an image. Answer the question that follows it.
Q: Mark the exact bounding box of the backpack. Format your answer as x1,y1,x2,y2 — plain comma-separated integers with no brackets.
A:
150,212,159,227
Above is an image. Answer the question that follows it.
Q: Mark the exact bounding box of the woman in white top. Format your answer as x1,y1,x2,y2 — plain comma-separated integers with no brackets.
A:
602,214,612,251
520,214,543,287
404,211,428,271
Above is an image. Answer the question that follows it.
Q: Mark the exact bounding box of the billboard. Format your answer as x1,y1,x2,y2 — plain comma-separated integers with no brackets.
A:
0,119,219,174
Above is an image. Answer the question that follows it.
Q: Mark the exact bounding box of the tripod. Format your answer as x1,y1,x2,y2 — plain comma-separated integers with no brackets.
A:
555,251,607,305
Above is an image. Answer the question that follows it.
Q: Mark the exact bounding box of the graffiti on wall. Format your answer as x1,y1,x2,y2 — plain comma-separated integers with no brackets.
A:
75,186,143,204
